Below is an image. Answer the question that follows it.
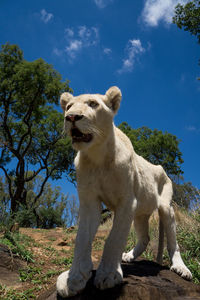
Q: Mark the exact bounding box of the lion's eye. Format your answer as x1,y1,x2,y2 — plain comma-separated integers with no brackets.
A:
66,104,73,111
88,101,99,109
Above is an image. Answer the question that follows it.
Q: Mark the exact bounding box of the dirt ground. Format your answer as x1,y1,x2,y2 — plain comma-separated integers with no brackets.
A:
0,226,109,299
0,209,199,299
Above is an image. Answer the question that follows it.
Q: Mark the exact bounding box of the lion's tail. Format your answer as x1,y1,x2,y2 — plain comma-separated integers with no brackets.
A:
156,215,165,265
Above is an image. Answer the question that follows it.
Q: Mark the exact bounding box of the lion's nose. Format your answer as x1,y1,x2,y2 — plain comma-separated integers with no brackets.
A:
65,114,83,122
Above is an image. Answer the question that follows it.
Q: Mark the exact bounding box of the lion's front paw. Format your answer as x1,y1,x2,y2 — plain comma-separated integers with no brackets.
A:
94,265,123,290
170,264,192,281
56,269,91,298
122,250,134,263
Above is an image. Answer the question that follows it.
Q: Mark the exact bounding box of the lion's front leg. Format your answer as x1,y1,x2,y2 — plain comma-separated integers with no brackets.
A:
95,203,134,290
57,199,101,298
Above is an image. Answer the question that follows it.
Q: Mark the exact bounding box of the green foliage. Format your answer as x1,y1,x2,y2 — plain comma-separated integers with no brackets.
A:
13,177,78,228
193,209,200,222
51,256,73,266
0,43,75,215
118,122,200,209
0,285,37,300
19,266,41,282
177,226,200,259
125,227,137,252
0,232,34,262
173,0,200,79
119,122,184,176
177,225,200,283
14,205,37,228
173,0,200,44
19,265,61,286
25,177,68,228
173,181,200,209
0,172,79,229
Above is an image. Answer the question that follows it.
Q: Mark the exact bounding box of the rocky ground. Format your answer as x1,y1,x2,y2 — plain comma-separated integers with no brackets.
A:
0,209,199,299
38,261,200,300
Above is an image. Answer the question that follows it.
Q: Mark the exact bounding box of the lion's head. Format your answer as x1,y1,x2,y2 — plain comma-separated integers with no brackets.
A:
60,86,122,151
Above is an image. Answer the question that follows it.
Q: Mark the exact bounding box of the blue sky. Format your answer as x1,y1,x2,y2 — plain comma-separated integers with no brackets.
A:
0,0,199,197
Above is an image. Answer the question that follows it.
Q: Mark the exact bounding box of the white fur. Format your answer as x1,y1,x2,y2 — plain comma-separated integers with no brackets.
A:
57,86,192,298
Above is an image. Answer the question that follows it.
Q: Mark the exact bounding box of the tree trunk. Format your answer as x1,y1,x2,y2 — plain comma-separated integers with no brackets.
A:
10,196,18,215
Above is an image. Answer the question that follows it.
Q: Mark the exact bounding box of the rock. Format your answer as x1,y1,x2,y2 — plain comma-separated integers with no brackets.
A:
0,243,27,287
37,260,200,300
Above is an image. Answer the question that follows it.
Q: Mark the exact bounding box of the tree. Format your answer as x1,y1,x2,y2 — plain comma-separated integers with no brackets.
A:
65,194,79,227
24,175,79,228
0,176,10,225
118,122,200,209
0,173,79,229
173,0,200,79
173,181,200,209
0,43,75,215
118,122,184,177
173,0,200,44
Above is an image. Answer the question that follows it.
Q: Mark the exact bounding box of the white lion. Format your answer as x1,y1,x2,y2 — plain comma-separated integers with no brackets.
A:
56,86,192,298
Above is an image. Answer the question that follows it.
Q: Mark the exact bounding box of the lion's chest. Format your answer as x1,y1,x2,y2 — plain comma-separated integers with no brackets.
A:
76,161,133,210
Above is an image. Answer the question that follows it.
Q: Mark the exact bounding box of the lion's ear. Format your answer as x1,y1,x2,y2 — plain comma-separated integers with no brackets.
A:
60,92,73,111
104,86,122,114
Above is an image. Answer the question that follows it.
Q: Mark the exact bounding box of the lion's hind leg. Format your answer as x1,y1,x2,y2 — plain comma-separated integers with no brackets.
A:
158,180,192,280
122,215,150,263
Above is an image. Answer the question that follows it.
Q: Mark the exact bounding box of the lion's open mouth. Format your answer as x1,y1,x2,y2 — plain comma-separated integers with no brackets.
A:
71,127,93,143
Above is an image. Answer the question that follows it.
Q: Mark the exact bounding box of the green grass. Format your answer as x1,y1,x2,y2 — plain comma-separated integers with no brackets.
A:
0,232,34,262
47,236,56,242
177,225,200,284
125,226,137,252
19,264,63,286
0,209,199,299
65,227,78,234
51,256,73,267
92,236,105,251
42,245,56,253
0,284,37,300
19,266,42,282
124,216,200,284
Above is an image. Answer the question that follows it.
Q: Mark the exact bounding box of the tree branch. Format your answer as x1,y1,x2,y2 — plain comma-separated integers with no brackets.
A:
33,171,50,205
22,130,32,157
16,87,42,156
0,165,13,199
25,166,46,182
2,93,14,148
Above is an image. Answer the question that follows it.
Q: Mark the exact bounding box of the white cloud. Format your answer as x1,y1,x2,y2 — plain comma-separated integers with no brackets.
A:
93,0,113,9
78,26,99,46
103,48,112,55
54,25,100,62
65,28,74,38
65,40,83,59
61,26,99,61
186,126,200,133
141,0,188,27
118,39,145,73
53,48,63,56
40,9,53,24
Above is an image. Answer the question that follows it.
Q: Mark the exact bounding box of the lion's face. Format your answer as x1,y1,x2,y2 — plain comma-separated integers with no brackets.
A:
60,87,122,151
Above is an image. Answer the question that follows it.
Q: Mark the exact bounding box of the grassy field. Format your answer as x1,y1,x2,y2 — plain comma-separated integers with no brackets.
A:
0,205,199,299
